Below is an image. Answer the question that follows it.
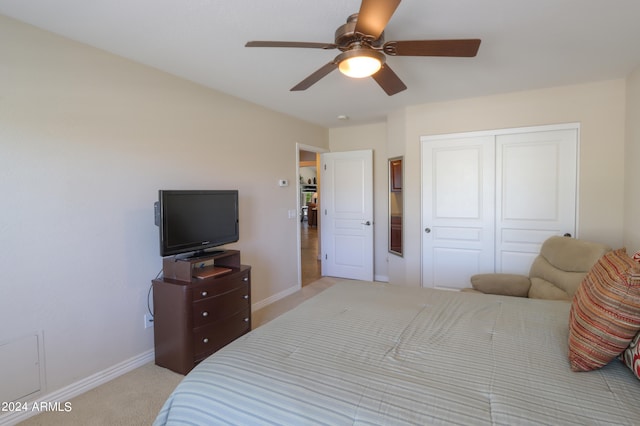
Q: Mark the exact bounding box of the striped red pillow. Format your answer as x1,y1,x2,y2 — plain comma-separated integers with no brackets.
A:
568,249,640,372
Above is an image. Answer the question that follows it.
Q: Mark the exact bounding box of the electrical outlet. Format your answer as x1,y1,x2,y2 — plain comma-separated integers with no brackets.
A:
144,313,154,329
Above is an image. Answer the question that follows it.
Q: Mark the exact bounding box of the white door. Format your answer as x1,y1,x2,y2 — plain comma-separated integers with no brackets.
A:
421,136,496,290
321,150,374,281
495,129,578,273
421,124,578,289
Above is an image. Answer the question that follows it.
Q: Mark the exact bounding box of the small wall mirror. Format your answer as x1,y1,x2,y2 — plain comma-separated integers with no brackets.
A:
388,157,403,256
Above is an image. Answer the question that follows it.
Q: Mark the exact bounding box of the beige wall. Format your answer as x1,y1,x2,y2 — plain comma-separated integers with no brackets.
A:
625,68,640,253
0,15,327,399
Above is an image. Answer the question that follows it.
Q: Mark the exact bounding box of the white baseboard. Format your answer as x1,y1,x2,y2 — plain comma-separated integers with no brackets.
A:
251,284,300,312
0,349,155,426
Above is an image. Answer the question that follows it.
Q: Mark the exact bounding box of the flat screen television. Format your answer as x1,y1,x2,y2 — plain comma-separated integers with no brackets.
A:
156,190,239,257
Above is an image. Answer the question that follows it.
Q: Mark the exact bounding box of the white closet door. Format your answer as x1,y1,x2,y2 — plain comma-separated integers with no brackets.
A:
495,128,578,274
421,136,496,290
421,124,578,289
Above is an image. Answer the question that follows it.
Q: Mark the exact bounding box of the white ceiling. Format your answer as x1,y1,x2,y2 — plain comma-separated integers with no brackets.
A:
2,0,640,128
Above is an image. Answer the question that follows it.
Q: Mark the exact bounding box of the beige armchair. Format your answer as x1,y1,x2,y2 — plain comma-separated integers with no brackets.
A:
468,236,611,300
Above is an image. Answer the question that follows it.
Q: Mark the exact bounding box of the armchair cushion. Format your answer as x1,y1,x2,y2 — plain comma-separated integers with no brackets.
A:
470,273,531,297
528,236,611,300
467,236,611,301
528,277,575,300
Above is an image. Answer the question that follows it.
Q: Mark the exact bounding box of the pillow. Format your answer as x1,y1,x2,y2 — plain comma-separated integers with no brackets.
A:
620,330,640,380
567,249,640,372
619,263,640,379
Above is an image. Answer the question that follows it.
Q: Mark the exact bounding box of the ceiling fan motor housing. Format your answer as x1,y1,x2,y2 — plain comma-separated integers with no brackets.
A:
335,13,385,51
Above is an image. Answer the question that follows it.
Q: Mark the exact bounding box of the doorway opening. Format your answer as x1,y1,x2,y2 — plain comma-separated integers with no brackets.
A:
297,144,325,287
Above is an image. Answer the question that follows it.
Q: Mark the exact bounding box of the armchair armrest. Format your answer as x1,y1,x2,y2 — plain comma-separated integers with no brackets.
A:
470,273,531,297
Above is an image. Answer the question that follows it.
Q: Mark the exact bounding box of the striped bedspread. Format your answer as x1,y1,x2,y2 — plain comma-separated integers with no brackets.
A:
154,280,640,425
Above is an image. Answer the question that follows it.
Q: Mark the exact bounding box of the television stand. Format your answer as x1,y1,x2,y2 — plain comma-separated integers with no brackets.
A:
153,250,251,375
163,249,240,282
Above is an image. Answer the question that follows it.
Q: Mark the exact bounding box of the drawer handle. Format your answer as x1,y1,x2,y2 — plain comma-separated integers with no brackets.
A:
201,291,208,297
243,277,249,282
203,338,209,343
202,311,209,317
243,295,249,300
243,317,249,322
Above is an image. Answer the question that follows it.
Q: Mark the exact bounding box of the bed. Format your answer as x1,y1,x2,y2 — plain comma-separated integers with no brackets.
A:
154,280,640,425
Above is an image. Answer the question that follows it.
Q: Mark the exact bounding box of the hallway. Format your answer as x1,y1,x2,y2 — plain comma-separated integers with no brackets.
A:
301,220,321,286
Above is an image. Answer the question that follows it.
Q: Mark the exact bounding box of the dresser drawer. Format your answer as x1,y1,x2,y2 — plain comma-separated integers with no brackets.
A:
192,269,250,301
192,284,250,327
193,309,250,359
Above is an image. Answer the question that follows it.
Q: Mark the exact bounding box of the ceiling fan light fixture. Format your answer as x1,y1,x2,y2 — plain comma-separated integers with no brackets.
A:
337,48,385,78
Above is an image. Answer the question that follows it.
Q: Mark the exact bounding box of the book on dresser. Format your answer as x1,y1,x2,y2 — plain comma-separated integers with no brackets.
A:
193,265,232,279
152,250,251,374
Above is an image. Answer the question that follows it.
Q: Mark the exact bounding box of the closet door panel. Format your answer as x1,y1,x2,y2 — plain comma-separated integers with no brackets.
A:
495,129,578,274
421,136,495,290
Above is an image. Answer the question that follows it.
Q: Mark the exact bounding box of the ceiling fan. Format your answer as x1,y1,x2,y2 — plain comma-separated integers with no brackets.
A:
245,0,481,96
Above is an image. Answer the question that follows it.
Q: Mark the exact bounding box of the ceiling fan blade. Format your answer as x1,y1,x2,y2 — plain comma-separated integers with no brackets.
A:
291,62,339,91
245,41,337,49
354,0,401,40
371,64,406,96
384,39,481,57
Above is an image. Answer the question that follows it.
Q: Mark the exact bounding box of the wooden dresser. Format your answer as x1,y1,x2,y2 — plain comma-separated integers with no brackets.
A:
152,250,251,374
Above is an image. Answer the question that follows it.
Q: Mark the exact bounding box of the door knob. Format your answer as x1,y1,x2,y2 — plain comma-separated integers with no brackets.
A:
362,221,371,226
425,228,431,233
